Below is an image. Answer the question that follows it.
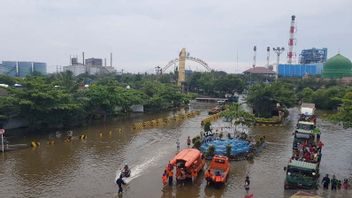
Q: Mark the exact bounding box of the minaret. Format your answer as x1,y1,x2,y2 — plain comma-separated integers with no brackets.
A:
287,15,296,64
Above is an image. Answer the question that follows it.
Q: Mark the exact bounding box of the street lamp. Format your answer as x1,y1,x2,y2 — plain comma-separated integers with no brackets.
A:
273,47,285,79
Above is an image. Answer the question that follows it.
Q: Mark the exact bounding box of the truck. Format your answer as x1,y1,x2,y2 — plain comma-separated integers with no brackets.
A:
284,160,319,189
298,103,316,124
293,121,320,149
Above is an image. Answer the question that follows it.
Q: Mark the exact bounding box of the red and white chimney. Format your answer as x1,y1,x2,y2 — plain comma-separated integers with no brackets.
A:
287,15,296,64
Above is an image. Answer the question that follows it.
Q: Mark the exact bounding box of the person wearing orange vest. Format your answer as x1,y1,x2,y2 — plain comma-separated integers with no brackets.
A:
205,169,213,185
192,169,198,183
215,171,222,183
168,168,174,186
162,170,168,186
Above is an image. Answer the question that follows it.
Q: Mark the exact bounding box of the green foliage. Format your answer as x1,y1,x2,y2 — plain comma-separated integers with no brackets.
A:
246,82,296,118
297,87,314,103
186,71,245,96
203,121,211,132
207,145,215,157
311,86,349,110
226,144,232,157
221,103,255,131
1,76,84,129
330,91,352,128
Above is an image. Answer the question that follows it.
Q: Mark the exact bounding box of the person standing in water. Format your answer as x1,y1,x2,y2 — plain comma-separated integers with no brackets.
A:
187,136,191,147
244,176,250,194
116,174,126,194
176,138,180,151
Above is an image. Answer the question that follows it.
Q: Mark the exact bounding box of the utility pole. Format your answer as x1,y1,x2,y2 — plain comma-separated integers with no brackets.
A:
273,47,285,79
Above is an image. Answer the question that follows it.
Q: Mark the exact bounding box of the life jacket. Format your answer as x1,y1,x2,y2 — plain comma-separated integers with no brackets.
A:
168,170,174,177
215,175,222,183
162,174,167,185
192,169,197,177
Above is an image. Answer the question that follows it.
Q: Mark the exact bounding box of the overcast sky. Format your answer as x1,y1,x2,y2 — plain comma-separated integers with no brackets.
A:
0,0,351,73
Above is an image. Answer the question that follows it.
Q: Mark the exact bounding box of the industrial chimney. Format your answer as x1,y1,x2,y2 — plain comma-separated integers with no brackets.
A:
252,46,257,68
287,15,297,64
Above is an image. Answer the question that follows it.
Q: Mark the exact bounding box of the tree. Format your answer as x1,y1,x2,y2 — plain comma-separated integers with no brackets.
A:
246,82,296,118
330,92,352,128
221,103,255,132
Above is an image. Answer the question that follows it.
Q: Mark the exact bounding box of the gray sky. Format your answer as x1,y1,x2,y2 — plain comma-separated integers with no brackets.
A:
0,0,351,73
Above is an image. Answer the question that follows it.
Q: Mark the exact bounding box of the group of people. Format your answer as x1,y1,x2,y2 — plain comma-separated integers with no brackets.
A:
292,140,323,162
162,163,174,186
322,174,350,190
162,162,199,187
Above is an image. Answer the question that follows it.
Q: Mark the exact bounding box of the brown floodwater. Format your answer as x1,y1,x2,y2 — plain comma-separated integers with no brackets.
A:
0,105,351,198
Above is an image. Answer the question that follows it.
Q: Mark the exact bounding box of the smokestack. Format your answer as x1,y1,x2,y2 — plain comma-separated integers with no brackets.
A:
82,52,85,65
252,46,257,68
287,15,297,64
266,46,270,67
110,52,112,67
104,58,107,67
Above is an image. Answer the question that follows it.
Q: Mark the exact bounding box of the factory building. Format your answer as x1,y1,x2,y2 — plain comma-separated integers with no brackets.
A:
0,61,47,77
278,63,323,78
299,48,328,64
63,57,116,76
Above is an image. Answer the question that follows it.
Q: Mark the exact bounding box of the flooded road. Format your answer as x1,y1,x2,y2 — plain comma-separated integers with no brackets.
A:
0,105,351,198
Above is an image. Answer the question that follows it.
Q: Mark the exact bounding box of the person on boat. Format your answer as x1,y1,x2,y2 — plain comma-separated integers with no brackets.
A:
168,167,174,186
162,170,168,186
122,164,131,177
215,171,222,183
331,175,338,190
244,176,250,194
191,168,198,183
205,169,213,185
322,174,331,189
187,136,191,147
116,174,126,194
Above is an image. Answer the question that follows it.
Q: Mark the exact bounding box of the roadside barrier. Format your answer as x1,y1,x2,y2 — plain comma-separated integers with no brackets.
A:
79,134,87,140
201,113,221,126
31,141,40,147
47,140,55,145
131,111,200,130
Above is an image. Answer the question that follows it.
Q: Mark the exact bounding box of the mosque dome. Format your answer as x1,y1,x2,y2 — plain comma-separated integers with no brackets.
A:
322,54,352,78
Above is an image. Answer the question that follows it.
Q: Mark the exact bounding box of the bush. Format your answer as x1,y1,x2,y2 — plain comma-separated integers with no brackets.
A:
207,145,215,157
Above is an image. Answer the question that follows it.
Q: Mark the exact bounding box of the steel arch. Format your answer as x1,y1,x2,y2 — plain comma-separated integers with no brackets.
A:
162,56,211,72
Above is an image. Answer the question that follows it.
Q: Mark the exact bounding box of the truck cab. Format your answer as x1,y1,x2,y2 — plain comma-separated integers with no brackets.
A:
284,160,319,189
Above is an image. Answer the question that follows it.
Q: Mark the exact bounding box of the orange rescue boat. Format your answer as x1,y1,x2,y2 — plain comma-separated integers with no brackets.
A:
169,148,205,183
205,155,230,185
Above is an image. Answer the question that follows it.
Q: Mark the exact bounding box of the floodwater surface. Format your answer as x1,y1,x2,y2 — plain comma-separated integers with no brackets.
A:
0,105,351,198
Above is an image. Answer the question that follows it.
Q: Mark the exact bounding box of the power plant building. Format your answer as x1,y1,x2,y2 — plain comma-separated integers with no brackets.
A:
0,61,47,77
299,48,328,64
278,63,323,78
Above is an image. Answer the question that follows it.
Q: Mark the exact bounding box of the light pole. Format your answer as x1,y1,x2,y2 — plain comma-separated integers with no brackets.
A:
273,47,285,79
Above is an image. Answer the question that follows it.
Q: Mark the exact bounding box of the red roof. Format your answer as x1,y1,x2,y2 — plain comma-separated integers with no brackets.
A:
243,67,276,74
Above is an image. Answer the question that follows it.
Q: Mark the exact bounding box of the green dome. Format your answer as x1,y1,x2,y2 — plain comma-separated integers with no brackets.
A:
322,54,352,78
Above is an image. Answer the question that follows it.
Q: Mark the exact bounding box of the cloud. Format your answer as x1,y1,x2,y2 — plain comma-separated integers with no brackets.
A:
0,0,351,73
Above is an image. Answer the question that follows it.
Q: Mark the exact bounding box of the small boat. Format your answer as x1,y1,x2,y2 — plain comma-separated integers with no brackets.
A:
169,148,205,183
205,155,230,185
